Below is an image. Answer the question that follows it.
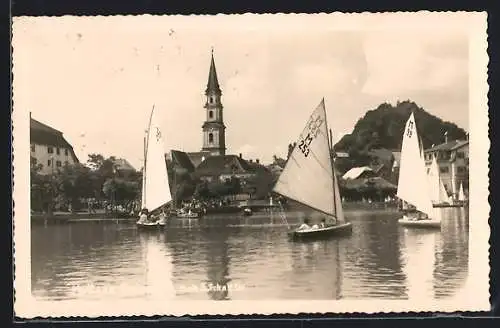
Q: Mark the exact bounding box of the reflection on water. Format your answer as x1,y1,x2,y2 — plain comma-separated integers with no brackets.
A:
31,208,468,301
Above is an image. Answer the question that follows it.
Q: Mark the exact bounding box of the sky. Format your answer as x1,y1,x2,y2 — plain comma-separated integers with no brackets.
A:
13,13,471,170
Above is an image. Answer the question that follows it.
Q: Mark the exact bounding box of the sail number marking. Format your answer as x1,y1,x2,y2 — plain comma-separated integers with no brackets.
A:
406,121,414,138
298,133,313,157
298,114,324,157
156,127,162,141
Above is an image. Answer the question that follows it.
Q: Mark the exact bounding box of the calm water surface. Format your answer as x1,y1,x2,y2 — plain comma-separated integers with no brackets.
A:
31,208,469,301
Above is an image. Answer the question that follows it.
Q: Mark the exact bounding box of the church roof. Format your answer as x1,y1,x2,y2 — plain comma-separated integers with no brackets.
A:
194,155,254,176
205,51,221,95
171,150,195,172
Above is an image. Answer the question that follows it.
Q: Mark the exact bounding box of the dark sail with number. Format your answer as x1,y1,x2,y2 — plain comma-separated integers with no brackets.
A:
273,99,344,222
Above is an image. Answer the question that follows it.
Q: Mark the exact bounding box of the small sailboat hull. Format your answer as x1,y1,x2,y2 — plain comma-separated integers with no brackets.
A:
288,222,353,241
398,217,441,229
136,221,166,230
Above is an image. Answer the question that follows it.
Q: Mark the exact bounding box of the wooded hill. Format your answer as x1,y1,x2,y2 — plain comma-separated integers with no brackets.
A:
332,100,468,175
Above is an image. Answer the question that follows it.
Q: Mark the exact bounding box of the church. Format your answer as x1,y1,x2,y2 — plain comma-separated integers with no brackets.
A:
168,51,266,184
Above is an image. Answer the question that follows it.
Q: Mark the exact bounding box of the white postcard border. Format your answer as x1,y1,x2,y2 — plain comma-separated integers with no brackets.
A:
12,11,490,317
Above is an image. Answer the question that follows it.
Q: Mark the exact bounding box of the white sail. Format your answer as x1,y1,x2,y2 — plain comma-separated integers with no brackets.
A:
427,156,448,204
458,182,465,201
141,106,172,212
397,113,434,217
333,168,345,223
273,99,338,217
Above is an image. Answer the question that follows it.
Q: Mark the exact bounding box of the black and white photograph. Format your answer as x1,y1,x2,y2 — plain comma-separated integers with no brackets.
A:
12,12,489,317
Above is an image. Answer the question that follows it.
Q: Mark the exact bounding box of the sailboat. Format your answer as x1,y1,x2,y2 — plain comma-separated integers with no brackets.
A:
427,155,451,207
137,105,172,229
272,98,352,240
397,112,441,229
457,182,467,205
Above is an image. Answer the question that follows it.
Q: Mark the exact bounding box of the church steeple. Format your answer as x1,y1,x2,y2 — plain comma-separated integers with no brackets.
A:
205,49,221,96
201,49,226,156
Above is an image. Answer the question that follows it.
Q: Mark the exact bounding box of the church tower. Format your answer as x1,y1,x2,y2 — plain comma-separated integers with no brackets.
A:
201,50,226,156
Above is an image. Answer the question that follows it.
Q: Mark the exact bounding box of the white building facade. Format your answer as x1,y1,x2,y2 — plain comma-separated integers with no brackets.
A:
30,115,79,175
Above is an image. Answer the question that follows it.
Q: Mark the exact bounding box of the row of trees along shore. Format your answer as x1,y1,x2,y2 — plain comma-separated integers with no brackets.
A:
30,154,142,214
30,153,278,214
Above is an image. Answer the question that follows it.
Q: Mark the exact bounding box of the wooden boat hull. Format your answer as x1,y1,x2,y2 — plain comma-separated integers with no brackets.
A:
398,217,441,229
288,222,352,241
136,222,165,230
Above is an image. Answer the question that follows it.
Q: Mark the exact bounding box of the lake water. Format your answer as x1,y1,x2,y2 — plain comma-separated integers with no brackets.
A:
31,208,469,301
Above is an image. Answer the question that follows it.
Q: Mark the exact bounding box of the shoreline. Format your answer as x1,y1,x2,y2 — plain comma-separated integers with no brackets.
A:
31,202,402,225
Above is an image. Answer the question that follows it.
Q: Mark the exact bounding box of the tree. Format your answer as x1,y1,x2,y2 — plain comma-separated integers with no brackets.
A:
272,155,286,168
287,142,296,160
53,163,94,210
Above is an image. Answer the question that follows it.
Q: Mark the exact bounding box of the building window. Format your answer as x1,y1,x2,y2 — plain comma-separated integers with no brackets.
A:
208,133,214,143
32,158,37,165
56,160,62,167
209,111,214,119
31,144,35,152
47,159,51,166
47,147,53,154
64,160,69,166
65,149,69,156
456,151,465,159
457,166,466,173
210,96,214,104
427,168,430,174
56,147,60,155
439,166,449,173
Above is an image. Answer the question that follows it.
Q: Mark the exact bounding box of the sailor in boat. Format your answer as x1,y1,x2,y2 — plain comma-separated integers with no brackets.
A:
158,208,167,225
138,208,149,224
319,218,327,228
405,209,428,221
297,218,311,231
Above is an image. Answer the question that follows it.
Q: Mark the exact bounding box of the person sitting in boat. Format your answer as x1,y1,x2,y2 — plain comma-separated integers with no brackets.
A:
319,218,327,228
297,218,311,231
138,208,148,223
310,223,319,230
158,209,167,224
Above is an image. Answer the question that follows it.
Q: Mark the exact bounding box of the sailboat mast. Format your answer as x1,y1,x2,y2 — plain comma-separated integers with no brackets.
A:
143,104,156,210
322,98,338,221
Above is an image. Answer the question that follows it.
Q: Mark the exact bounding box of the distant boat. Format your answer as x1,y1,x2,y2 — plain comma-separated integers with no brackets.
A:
175,208,200,219
397,112,441,229
273,98,352,240
457,182,467,206
137,105,171,230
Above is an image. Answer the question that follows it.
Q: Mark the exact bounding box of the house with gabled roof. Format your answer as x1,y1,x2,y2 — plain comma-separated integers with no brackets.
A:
30,114,79,175
423,133,469,197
